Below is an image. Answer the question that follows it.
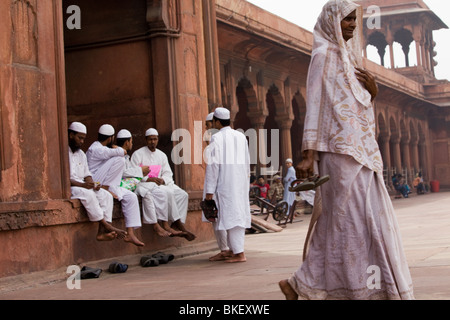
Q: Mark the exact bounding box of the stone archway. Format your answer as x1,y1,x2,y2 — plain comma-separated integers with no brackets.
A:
234,77,255,132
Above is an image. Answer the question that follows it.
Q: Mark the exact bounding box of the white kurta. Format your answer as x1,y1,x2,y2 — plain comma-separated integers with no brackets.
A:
131,147,188,223
86,141,126,188
86,142,141,228
123,155,169,224
204,126,251,231
69,147,113,222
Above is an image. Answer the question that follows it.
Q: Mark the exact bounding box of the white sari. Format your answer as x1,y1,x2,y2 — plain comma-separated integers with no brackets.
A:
289,0,414,300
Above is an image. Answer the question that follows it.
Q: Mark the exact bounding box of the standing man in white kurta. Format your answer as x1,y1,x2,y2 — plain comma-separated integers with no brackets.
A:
131,128,196,241
202,112,231,261
68,122,126,241
86,124,144,247
204,107,251,263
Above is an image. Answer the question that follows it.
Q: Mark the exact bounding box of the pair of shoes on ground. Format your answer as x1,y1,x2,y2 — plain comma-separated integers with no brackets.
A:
140,252,175,267
78,262,128,279
289,175,330,192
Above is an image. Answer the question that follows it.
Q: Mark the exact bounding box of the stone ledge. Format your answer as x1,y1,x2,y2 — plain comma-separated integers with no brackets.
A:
0,192,203,232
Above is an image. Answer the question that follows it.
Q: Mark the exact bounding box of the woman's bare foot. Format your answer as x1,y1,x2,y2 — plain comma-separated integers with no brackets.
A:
279,279,298,300
209,250,233,261
225,252,247,263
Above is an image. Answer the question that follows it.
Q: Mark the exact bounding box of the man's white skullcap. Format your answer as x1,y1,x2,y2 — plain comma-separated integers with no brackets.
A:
117,129,132,139
69,122,87,134
213,107,230,120
285,158,293,163
145,128,159,137
206,112,214,121
98,124,115,136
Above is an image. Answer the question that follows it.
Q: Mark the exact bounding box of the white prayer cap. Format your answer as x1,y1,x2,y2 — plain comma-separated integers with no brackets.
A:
145,128,159,137
206,112,214,121
69,122,87,134
285,158,293,163
98,124,115,136
117,129,132,139
213,107,230,120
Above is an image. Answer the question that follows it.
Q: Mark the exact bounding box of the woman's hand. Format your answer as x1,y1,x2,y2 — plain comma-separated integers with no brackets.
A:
295,150,314,179
355,67,378,101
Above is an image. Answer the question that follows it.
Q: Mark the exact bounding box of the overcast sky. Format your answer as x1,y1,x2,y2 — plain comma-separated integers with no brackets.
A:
246,0,450,81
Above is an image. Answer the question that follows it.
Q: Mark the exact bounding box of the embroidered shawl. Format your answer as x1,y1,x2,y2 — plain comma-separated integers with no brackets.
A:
302,0,383,173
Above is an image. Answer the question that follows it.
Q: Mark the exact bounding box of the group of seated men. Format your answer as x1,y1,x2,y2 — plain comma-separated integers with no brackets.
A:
68,122,196,246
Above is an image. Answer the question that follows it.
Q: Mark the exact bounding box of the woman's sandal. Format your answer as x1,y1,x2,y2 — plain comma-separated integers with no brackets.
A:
289,175,330,192
289,180,315,192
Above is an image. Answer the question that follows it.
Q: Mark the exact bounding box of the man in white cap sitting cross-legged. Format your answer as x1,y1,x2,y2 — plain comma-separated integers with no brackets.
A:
116,129,183,238
68,122,126,242
86,124,144,247
131,128,196,241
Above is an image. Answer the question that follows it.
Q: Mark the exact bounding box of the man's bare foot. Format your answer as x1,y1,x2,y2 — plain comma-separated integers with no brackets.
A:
279,279,298,300
181,231,196,241
225,252,246,263
124,234,145,246
153,223,172,237
209,250,233,261
161,221,184,237
169,221,196,241
96,231,117,241
100,220,127,240
124,228,145,247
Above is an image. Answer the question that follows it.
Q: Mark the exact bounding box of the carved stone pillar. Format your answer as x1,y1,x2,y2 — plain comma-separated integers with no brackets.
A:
201,0,222,111
147,0,209,193
391,137,402,173
248,115,267,176
379,134,391,170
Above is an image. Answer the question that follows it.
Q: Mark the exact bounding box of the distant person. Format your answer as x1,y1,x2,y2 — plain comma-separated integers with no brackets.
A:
268,175,284,204
392,174,409,198
413,172,425,195
254,175,270,199
283,159,297,212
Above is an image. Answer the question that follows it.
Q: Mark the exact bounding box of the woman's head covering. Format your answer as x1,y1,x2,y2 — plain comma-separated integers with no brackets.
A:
302,0,383,174
312,0,371,108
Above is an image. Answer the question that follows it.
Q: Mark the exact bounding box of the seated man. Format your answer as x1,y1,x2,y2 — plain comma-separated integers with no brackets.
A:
253,175,270,199
413,173,425,195
86,124,144,246
131,128,196,241
392,174,409,198
68,122,126,241
116,129,184,238
268,175,284,204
